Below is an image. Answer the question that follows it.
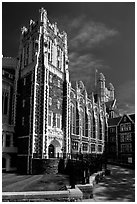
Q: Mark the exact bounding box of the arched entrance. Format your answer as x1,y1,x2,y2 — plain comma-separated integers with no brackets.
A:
48,144,55,158
48,139,62,158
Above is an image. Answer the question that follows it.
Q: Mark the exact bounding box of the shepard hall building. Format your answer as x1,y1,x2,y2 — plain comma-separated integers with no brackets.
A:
2,8,117,174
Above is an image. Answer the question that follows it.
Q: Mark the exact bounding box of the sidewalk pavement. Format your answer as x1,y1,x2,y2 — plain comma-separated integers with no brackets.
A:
83,165,135,202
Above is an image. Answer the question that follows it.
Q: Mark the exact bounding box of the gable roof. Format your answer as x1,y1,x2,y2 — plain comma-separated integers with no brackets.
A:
108,116,122,126
118,114,135,126
128,114,135,123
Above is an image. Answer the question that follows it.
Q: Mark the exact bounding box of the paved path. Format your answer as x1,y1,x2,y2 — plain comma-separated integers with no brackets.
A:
3,173,69,192
83,165,135,202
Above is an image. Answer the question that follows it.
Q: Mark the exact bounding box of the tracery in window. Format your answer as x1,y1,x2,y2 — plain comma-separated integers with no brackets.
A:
80,107,85,136
70,103,76,134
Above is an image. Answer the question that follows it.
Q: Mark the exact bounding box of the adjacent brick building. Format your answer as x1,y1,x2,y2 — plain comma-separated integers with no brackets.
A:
118,114,135,166
2,57,18,172
108,114,135,167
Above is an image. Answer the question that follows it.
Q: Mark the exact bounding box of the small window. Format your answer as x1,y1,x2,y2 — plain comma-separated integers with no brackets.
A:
49,97,52,106
22,117,25,126
31,74,33,82
58,79,60,87
6,134,11,147
91,144,96,152
82,143,88,151
98,145,102,152
49,75,53,83
127,124,131,131
120,124,124,132
48,53,50,61
124,116,127,122
9,74,13,79
57,100,60,109
22,99,25,108
120,134,125,142
57,60,60,69
23,78,26,86
48,111,52,127
72,141,78,150
56,114,61,129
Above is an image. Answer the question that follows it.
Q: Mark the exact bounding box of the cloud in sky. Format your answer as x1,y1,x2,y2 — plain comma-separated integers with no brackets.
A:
57,14,119,51
60,15,119,92
69,52,110,92
116,80,135,114
69,18,119,50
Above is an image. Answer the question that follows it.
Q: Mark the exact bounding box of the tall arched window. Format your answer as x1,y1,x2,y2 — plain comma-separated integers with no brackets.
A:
85,109,88,137
89,114,92,138
80,107,85,136
88,113,91,138
93,113,96,139
76,107,79,135
70,103,75,134
99,116,102,140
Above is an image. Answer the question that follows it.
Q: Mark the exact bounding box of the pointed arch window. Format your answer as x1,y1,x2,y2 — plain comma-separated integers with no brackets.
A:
93,113,96,139
85,109,88,137
80,107,85,136
88,113,92,138
99,116,102,140
70,103,76,134
48,111,53,127
76,107,79,135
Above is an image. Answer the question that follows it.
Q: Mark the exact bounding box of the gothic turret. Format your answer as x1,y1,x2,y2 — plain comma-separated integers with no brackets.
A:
108,83,114,100
97,73,106,103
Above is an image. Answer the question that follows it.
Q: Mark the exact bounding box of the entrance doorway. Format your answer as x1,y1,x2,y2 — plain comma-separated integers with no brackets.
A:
48,144,55,158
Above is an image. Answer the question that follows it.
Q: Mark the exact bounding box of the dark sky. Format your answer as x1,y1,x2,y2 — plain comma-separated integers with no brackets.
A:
2,2,135,114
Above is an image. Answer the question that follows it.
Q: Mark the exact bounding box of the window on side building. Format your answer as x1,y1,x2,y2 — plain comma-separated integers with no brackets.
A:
6,134,11,147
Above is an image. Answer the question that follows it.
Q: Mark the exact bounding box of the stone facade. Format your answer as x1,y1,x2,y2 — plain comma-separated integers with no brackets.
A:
70,81,106,156
3,8,118,174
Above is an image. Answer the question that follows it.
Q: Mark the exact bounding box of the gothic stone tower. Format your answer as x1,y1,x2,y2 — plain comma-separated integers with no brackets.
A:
97,72,115,103
15,8,70,174
96,72,116,118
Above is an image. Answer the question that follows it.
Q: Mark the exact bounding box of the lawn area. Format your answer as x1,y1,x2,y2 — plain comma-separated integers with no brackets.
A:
2,173,70,192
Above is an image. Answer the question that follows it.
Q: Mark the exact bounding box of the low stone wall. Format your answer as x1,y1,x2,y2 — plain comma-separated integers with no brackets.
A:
89,170,105,184
2,188,83,202
2,170,107,202
76,184,93,199
76,170,105,199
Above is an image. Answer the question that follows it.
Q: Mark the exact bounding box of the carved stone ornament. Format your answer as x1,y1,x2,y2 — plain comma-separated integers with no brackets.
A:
78,81,85,93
